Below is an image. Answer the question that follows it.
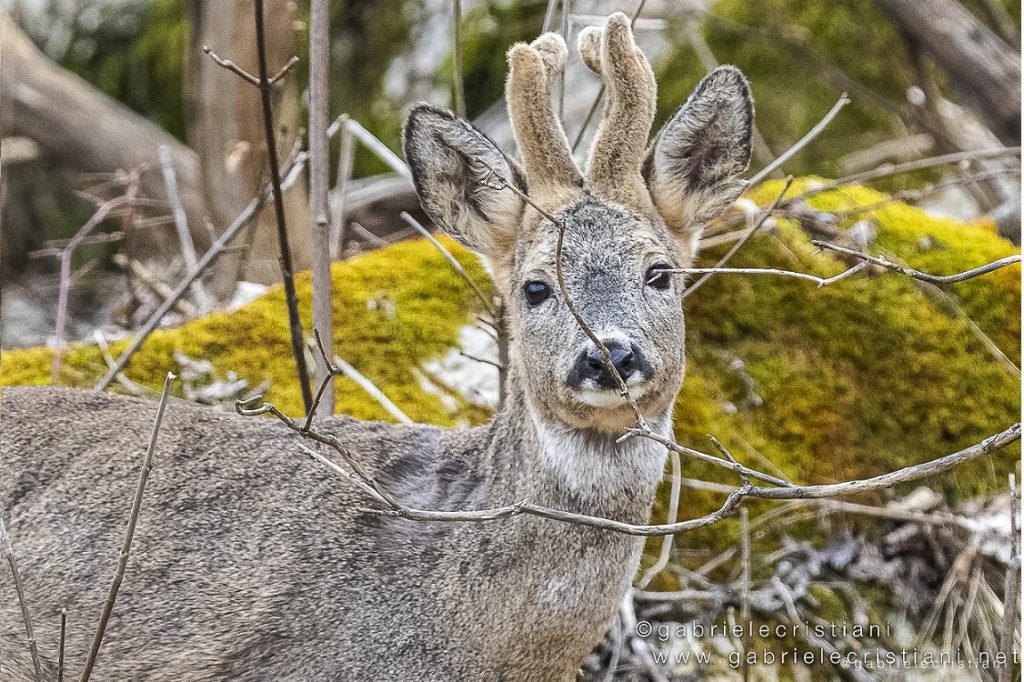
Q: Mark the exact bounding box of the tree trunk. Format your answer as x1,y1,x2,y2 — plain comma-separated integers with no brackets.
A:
0,15,211,267
875,0,1021,146
185,1,311,290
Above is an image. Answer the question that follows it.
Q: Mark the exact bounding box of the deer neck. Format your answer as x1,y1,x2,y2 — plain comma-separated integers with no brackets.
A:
486,369,671,524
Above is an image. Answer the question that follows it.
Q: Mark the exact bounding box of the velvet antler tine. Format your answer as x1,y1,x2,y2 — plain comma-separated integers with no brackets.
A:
506,35,582,193
584,13,656,193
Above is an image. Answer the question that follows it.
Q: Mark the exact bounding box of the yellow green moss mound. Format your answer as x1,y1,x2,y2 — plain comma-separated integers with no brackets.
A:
0,237,493,426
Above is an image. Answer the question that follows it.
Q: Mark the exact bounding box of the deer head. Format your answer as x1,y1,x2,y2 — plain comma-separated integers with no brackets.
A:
404,13,753,434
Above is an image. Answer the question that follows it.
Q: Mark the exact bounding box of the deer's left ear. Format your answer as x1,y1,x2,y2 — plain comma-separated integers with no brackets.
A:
643,66,753,261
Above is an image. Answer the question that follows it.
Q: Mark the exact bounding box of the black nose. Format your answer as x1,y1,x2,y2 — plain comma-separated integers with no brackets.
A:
568,340,650,389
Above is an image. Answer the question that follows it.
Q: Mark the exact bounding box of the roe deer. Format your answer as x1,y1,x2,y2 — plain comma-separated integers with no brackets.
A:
1,14,752,681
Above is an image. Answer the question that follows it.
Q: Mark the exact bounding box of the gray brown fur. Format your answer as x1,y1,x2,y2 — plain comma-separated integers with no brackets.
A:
2,14,753,681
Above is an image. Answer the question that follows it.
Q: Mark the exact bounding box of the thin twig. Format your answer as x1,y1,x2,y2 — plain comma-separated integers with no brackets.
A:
305,330,413,427
740,506,751,682
80,373,175,682
1000,473,1019,681
330,115,355,259
399,212,495,317
0,517,43,682
679,177,793,300
58,607,67,682
558,0,570,124
111,254,198,318
53,175,139,383
213,3,313,413
158,145,211,309
811,241,1022,284
201,45,259,86
748,94,849,186
786,146,1022,204
452,0,466,119
309,0,335,418
344,118,411,179
636,444,680,589
269,55,300,85
237,390,1019,536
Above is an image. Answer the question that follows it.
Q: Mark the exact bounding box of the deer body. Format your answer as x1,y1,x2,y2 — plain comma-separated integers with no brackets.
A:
1,14,752,680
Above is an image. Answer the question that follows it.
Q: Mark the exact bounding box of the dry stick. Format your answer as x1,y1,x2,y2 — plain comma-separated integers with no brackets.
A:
111,254,199,318
452,0,466,119
740,506,751,682
237,389,1020,536
679,177,793,301
1000,473,1020,681
309,0,335,418
747,94,850,186
660,243,1020,290
558,0,570,124
917,281,1021,380
785,146,1022,204
53,177,139,383
250,0,313,414
570,0,649,152
80,373,175,682
158,144,211,310
541,0,560,32
635,445,682,589
58,607,67,682
0,517,43,682
95,150,308,391
305,329,412,427
332,355,413,425
811,241,1022,284
344,118,412,179
330,115,355,259
399,212,496,317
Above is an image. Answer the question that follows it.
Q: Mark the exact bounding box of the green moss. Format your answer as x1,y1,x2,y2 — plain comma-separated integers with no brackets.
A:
664,178,1019,566
1,236,493,427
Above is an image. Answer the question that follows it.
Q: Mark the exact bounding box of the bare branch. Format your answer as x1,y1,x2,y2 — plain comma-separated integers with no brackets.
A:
251,0,313,414
53,173,139,383
399,212,495,317
201,45,259,86
309,0,335,418
452,0,466,119
80,373,175,682
269,55,300,85
237,392,1019,537
158,145,211,310
679,177,793,301
787,146,1022,204
0,517,43,682
812,241,1022,284
1000,473,1020,681
748,94,850,186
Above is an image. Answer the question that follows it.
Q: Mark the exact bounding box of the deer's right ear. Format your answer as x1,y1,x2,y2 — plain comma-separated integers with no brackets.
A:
404,104,525,256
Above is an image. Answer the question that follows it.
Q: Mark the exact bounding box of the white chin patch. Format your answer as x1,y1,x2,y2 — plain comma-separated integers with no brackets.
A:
575,383,649,407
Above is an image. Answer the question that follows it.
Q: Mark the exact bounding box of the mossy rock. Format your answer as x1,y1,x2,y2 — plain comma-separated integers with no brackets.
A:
1,181,1019,568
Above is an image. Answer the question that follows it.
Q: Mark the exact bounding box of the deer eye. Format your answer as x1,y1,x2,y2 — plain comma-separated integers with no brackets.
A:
646,264,673,290
523,281,552,307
